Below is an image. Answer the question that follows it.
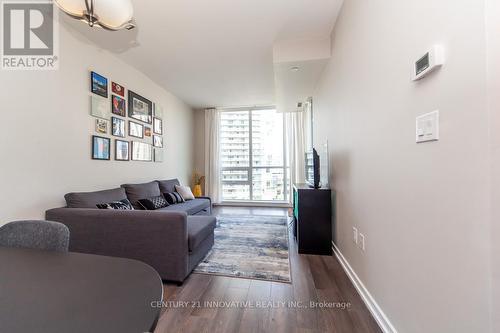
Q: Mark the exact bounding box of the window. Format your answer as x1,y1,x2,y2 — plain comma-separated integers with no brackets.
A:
220,108,287,202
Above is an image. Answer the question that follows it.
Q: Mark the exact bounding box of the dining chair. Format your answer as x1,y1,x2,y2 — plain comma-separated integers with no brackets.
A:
0,220,70,252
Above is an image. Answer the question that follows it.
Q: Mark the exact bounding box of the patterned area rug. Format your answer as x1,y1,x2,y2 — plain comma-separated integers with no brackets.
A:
194,215,291,283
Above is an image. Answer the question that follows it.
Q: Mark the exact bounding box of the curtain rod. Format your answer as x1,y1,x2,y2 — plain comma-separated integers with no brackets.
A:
215,105,276,112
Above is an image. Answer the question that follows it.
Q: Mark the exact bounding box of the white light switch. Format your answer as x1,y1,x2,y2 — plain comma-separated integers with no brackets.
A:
416,110,439,143
359,233,366,251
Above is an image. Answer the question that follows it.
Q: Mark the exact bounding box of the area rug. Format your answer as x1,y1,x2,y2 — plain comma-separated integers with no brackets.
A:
193,215,291,283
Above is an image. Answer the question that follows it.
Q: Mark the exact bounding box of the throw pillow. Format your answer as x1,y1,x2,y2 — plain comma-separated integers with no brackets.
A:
163,192,185,205
96,199,134,210
138,195,169,210
175,185,195,200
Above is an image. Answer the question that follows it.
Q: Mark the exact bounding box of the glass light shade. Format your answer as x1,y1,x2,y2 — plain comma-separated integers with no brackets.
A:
55,0,134,30
54,0,87,16
94,0,133,29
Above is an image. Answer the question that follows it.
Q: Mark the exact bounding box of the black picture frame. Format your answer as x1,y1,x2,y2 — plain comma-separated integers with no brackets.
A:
153,117,163,135
112,117,126,138
111,95,126,117
153,135,163,148
128,90,153,124
128,121,144,138
90,71,108,98
115,139,130,161
92,135,110,160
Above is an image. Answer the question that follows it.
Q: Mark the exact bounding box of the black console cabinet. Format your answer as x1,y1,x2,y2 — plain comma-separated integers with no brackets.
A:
293,183,332,255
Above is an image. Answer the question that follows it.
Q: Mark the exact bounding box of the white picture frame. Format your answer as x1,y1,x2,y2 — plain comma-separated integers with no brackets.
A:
95,118,108,134
90,95,109,119
154,103,164,119
154,148,163,163
131,141,152,161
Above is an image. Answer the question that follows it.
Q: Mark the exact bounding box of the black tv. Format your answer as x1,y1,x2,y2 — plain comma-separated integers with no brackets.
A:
305,148,320,188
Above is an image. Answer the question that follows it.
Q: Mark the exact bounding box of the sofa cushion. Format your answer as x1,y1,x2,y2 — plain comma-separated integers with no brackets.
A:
186,216,216,252
65,188,127,208
121,181,161,209
157,179,180,193
157,198,210,215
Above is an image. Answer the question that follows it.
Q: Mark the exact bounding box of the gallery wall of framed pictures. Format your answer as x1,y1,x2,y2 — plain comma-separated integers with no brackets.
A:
89,71,165,163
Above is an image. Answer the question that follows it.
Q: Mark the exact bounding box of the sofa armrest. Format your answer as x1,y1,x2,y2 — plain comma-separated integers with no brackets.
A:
45,208,189,281
195,196,212,214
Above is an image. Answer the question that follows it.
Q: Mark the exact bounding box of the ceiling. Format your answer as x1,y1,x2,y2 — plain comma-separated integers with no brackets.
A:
60,0,343,108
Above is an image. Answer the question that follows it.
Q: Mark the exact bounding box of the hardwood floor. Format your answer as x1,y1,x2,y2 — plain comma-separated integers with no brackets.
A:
154,207,381,333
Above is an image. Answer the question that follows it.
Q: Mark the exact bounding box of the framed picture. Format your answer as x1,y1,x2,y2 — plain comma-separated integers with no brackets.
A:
153,135,163,148
112,82,125,97
131,141,153,161
95,118,108,134
92,135,110,160
128,121,144,138
154,148,163,163
153,117,163,134
111,95,126,117
115,140,129,161
144,127,152,137
91,71,108,98
128,90,153,124
154,103,163,119
112,117,125,137
90,95,109,119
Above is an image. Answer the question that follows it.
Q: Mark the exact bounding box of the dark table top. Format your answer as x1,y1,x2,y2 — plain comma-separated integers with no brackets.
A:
0,246,163,333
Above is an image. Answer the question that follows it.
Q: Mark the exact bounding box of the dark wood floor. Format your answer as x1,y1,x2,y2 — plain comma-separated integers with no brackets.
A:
154,207,381,333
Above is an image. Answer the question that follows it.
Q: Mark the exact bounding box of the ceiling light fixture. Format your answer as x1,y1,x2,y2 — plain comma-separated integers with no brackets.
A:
290,66,300,72
54,0,135,31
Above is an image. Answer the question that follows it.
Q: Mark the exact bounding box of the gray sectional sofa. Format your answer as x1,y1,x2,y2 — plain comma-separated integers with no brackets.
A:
45,179,215,283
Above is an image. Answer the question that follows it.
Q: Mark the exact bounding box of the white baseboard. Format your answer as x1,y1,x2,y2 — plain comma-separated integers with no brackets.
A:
332,242,398,333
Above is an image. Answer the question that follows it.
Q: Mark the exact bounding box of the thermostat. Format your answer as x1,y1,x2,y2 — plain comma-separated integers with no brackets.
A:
412,45,444,81
416,110,439,143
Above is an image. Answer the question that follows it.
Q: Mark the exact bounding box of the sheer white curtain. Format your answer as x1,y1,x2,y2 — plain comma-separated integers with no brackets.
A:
285,111,307,203
204,108,221,203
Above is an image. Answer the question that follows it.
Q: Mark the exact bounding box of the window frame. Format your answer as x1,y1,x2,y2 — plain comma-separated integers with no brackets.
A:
219,106,288,203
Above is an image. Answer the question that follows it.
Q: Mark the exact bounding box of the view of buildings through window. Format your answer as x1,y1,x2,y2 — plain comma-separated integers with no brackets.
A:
220,108,287,201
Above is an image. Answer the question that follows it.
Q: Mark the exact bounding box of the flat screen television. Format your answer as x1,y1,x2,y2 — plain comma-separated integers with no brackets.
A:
305,148,320,188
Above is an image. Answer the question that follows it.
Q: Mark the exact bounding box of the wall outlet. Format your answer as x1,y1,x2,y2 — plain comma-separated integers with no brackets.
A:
352,227,358,244
359,233,366,251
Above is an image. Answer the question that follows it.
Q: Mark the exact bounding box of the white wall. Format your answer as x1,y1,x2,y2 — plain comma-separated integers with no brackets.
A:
486,0,500,331
314,0,491,332
0,24,194,224
193,109,206,178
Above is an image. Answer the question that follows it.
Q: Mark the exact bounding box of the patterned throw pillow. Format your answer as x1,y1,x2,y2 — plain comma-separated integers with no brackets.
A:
163,192,185,205
96,199,134,210
138,195,169,210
